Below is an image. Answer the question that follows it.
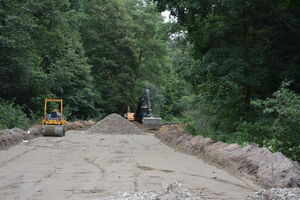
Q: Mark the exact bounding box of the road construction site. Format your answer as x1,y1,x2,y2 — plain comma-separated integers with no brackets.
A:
0,114,299,200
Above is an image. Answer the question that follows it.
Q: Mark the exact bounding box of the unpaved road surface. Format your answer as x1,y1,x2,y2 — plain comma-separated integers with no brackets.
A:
0,131,260,200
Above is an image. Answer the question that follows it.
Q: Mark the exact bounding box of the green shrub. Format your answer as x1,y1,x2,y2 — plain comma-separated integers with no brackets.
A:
184,122,199,136
252,81,300,161
235,120,273,147
0,100,29,130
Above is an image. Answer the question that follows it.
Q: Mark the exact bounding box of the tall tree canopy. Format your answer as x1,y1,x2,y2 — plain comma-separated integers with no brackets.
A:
155,0,300,130
0,0,174,118
82,0,138,114
0,0,99,118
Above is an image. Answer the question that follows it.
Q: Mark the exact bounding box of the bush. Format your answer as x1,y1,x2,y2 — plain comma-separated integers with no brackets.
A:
252,81,300,161
184,123,199,136
235,120,274,147
0,100,29,130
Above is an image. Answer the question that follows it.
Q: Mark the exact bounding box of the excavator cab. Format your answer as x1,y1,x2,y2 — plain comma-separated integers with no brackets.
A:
42,99,67,137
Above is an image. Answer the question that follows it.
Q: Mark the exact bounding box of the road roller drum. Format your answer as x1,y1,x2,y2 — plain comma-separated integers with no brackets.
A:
43,125,66,137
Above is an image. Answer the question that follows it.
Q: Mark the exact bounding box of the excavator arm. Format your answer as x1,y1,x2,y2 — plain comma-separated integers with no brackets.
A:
134,89,162,130
135,89,151,122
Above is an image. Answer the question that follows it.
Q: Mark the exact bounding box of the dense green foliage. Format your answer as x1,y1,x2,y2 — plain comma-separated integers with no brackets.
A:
252,81,300,161
0,100,29,130
0,0,99,119
0,0,173,120
82,0,137,114
155,0,300,161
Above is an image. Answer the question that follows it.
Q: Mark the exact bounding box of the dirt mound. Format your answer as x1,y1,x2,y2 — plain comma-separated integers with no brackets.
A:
103,182,203,200
85,114,144,135
66,120,95,131
244,188,300,200
0,127,43,149
155,125,300,188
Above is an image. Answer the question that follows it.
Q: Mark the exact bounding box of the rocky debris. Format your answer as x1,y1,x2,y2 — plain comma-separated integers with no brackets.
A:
85,114,144,135
244,188,300,200
155,125,300,188
0,127,42,149
102,182,203,200
66,120,95,131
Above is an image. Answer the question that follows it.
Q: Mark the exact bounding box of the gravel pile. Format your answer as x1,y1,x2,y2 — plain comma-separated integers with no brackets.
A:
244,188,300,200
85,114,144,135
102,182,203,200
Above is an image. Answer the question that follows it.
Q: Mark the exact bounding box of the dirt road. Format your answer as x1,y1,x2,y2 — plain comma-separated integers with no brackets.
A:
0,131,260,200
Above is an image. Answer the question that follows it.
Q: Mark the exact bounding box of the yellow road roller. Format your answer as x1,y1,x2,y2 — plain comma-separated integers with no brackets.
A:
42,98,67,137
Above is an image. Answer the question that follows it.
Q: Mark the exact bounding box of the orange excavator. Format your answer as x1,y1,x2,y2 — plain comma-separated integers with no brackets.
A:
124,106,135,121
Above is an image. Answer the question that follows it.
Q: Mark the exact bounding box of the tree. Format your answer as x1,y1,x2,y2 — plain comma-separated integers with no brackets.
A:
26,0,100,118
0,0,101,119
82,0,138,115
252,81,300,161
0,0,36,106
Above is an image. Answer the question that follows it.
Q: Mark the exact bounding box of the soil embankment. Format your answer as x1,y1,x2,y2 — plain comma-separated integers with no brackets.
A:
0,127,43,149
154,125,300,188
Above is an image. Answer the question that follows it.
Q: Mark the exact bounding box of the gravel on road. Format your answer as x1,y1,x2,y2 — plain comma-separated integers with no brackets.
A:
102,182,203,200
244,188,300,200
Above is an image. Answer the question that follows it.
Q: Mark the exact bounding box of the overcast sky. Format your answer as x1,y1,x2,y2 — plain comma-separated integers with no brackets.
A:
161,11,176,23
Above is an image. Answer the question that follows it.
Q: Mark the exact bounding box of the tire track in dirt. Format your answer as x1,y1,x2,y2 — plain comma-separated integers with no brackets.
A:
182,172,250,190
84,157,106,175
0,147,36,168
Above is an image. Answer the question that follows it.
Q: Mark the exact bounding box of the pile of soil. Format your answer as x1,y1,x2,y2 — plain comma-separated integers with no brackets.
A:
155,125,300,188
85,114,144,135
66,120,95,131
245,188,300,200
0,127,43,149
103,182,202,200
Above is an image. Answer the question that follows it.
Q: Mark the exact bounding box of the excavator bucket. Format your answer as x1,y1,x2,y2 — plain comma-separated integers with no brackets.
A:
43,125,66,137
143,117,162,130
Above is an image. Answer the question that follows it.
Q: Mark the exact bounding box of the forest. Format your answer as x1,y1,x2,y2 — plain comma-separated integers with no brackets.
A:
0,0,299,161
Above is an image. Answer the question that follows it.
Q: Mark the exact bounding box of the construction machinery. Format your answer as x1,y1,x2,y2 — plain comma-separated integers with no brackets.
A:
124,106,135,121
42,98,67,137
134,89,162,130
